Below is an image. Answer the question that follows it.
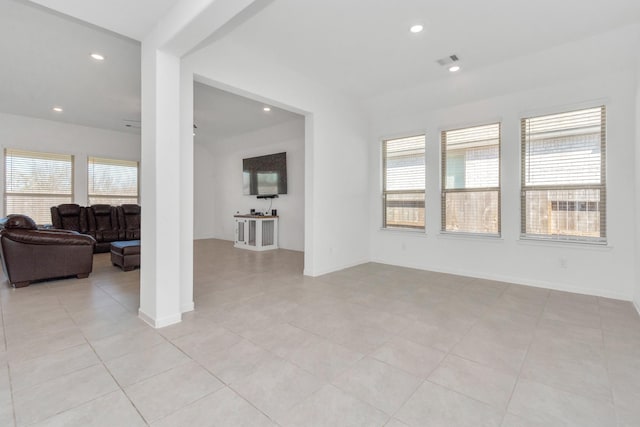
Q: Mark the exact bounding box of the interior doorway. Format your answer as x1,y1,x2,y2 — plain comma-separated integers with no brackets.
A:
192,81,306,263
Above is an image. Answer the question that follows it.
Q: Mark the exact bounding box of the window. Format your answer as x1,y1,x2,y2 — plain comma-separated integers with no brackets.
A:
521,106,606,242
88,157,139,205
441,123,501,235
382,135,425,230
4,149,73,224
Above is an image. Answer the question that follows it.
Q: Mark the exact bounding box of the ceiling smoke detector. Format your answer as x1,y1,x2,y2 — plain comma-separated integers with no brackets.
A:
436,54,459,67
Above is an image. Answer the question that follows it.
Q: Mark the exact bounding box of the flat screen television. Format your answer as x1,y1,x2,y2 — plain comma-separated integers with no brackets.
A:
243,152,287,196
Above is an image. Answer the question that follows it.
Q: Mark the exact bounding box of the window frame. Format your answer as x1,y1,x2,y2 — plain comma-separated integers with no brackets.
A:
87,156,140,206
440,122,502,237
4,148,74,225
520,105,607,244
381,134,426,231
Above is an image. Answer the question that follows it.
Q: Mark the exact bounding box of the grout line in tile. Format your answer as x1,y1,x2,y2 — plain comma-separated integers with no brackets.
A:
59,298,151,426
56,292,149,425
26,389,126,427
597,294,625,426
594,294,616,404
384,296,499,423
1,296,19,427
3,363,17,427
501,288,549,424
103,374,149,425
225,381,290,427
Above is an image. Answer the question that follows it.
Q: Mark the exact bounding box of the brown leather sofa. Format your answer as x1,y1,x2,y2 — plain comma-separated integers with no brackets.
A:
51,204,141,253
0,214,96,288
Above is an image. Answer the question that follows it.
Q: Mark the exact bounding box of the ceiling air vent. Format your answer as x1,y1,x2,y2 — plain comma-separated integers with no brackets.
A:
123,119,141,129
436,54,459,67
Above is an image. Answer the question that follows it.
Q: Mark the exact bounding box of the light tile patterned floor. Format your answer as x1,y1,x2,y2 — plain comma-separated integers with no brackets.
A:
0,238,639,426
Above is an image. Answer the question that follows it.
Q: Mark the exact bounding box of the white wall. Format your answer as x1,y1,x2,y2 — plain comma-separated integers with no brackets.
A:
635,54,640,313
193,142,217,239
184,39,371,276
368,63,638,300
0,112,141,214
194,119,305,251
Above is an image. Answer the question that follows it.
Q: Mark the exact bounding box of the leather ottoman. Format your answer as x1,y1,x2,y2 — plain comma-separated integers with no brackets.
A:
110,240,140,271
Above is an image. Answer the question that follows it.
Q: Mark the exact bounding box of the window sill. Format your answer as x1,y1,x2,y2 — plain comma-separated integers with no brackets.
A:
517,237,612,251
379,227,427,237
437,232,503,242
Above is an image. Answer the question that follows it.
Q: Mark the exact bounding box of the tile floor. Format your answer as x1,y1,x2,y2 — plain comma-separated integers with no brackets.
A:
0,238,639,426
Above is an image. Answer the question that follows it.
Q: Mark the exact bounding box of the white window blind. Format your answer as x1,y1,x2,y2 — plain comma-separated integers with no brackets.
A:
88,157,139,205
4,148,73,224
521,106,606,242
441,123,500,235
382,135,425,230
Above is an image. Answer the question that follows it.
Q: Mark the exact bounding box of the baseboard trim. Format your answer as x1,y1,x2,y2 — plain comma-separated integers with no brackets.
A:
193,235,218,241
181,301,195,313
370,257,632,301
304,258,369,277
138,309,182,329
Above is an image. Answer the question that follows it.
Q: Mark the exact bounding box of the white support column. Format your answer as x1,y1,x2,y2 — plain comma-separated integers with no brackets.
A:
139,46,182,328
179,68,194,313
138,0,260,327
303,114,315,276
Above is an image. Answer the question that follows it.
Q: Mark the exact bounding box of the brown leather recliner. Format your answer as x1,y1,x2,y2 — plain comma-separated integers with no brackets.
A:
87,205,120,253
116,204,141,240
0,214,96,288
50,204,88,233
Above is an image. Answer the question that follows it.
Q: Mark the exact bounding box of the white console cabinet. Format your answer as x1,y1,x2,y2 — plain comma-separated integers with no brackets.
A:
234,215,279,251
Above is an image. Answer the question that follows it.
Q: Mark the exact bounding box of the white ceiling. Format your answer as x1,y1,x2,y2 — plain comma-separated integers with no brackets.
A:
27,0,180,41
194,82,302,143
0,0,294,137
221,0,640,100
0,0,141,133
2,0,640,135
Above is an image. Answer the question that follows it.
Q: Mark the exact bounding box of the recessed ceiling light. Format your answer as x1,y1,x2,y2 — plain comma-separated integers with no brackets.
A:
52,106,63,112
410,24,424,33
263,107,271,112
90,53,105,61
449,65,461,72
